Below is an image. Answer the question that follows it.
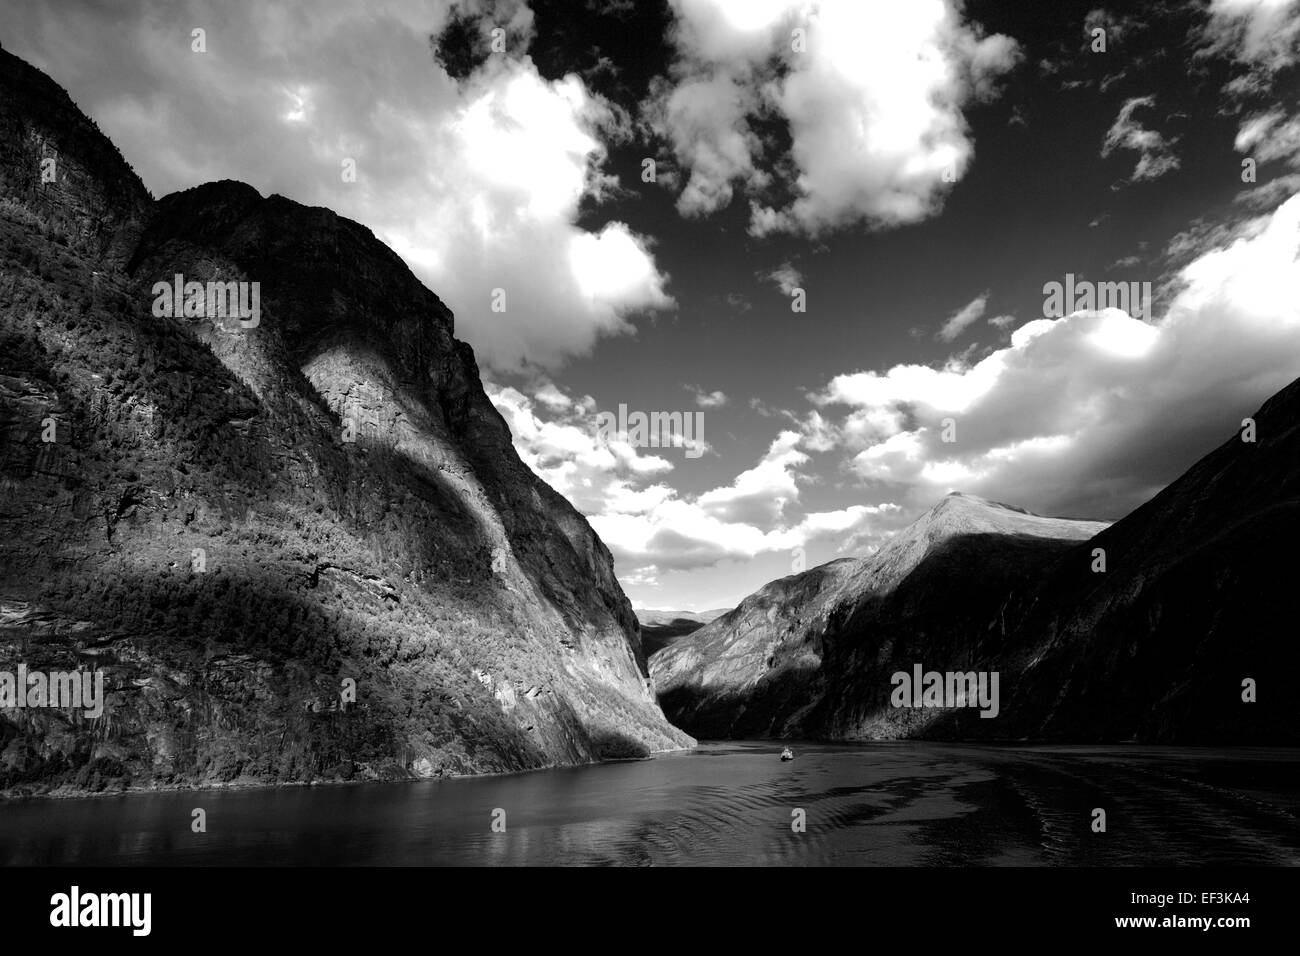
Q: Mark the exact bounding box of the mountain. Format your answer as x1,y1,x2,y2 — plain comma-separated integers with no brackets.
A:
0,44,690,796
635,609,730,627
635,608,729,656
655,382,1300,744
995,376,1300,741
651,494,1106,738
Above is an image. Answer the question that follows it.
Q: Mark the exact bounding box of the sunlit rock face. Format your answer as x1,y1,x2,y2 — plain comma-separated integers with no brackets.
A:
0,45,690,796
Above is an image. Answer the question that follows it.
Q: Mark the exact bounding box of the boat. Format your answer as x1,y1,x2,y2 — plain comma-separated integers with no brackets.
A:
780,747,794,761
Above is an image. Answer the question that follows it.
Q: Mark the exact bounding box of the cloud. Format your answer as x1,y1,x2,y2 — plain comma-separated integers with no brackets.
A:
764,261,803,295
1235,109,1300,168
987,313,1018,329
1099,70,1127,92
687,385,729,407
1082,8,1144,48
1161,209,1272,269
645,0,1021,236
532,382,573,409
725,291,752,314
1101,95,1181,184
1237,172,1300,209
488,382,901,578
1197,0,1300,94
811,191,1300,523
643,70,760,217
487,382,673,515
0,0,673,372
937,291,990,342
695,430,805,525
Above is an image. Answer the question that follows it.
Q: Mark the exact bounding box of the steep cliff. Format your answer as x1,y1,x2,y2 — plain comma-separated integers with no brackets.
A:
0,44,690,796
0,44,150,269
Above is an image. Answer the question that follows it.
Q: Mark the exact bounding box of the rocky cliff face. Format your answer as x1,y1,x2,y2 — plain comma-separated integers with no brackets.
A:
0,46,150,270
0,44,690,796
655,386,1300,744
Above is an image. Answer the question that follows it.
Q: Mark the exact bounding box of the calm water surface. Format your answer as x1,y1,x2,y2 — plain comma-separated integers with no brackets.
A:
2,742,1297,866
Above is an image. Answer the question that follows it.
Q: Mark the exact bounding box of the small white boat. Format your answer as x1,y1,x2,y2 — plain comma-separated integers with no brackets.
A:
780,747,794,761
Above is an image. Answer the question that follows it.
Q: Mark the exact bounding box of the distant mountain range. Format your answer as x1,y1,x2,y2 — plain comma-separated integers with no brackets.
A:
0,44,690,796
653,388,1300,744
634,608,730,656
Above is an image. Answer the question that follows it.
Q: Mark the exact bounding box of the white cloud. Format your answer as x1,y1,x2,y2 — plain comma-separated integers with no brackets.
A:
1083,8,1143,48
1235,109,1286,151
937,291,990,342
1237,172,1300,209
1162,210,1272,268
489,382,902,576
646,0,1020,236
369,48,676,370
1235,109,1300,169
765,261,803,294
1198,0,1300,94
0,0,673,372
687,386,730,407
533,382,573,410
1101,95,1180,184
644,71,760,217
696,431,805,525
812,191,1300,522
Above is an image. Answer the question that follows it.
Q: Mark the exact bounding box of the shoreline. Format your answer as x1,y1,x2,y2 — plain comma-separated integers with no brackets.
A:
0,740,698,803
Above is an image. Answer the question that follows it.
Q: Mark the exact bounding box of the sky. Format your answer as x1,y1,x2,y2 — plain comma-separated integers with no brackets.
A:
3,0,1299,611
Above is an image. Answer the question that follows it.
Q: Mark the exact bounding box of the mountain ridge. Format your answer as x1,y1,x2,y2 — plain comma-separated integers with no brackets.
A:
653,386,1300,743
651,493,1107,738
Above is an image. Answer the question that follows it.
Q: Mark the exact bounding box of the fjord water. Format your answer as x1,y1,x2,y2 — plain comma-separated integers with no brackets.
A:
2,742,1297,866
